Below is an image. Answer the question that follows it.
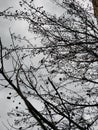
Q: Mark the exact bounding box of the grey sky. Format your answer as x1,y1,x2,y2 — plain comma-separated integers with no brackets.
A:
0,0,93,130
0,0,64,129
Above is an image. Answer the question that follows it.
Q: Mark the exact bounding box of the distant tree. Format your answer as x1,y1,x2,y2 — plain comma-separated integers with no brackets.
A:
1,0,98,130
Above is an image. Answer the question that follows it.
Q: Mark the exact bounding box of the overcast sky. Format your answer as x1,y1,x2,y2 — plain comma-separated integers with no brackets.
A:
0,0,93,130
0,0,64,129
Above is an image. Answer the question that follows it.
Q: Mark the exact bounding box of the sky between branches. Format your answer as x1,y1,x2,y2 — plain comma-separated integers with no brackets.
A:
0,0,94,130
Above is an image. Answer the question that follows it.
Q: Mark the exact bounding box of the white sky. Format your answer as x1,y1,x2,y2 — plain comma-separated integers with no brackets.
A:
0,0,94,130
0,0,64,129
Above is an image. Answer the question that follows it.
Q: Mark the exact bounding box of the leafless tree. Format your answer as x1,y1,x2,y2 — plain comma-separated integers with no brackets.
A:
0,0,98,130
